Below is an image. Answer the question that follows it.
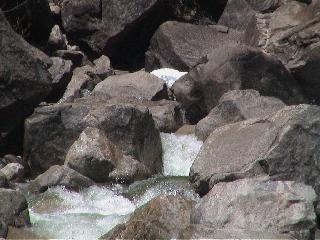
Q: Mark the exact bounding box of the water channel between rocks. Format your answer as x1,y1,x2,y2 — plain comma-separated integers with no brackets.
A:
7,133,203,240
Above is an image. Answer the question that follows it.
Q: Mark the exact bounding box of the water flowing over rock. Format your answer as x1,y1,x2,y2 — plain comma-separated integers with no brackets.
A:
0,189,30,228
145,21,243,72
93,71,168,101
173,45,305,122
191,177,317,240
190,104,320,195
151,68,187,88
26,165,94,194
24,97,162,175
101,195,196,240
0,10,52,154
195,90,286,141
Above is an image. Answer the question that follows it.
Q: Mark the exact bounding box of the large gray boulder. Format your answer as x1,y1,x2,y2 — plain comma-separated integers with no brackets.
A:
65,127,117,182
24,97,162,175
190,104,320,195
26,165,94,194
195,90,286,141
191,177,317,240
245,0,320,103
100,195,195,239
145,21,243,72
93,71,168,101
173,45,305,122
0,189,30,227
0,11,52,151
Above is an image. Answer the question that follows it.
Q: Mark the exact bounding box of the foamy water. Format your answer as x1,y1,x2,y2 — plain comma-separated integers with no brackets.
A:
161,133,203,176
151,68,187,87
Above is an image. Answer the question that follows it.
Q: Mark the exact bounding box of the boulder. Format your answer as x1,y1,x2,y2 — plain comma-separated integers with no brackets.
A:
145,21,243,72
47,57,73,102
26,165,94,194
173,45,305,122
0,11,52,148
190,104,320,195
92,55,114,80
195,90,286,141
191,177,317,240
65,127,117,182
93,71,168,101
245,0,320,103
48,25,67,51
109,155,151,184
53,50,88,67
24,97,162,175
0,220,8,239
0,163,24,182
100,195,195,239
0,173,7,188
0,189,30,227
178,226,294,239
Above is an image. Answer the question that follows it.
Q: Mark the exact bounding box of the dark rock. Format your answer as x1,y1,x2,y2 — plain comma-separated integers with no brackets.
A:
0,220,8,239
26,165,94,194
172,45,305,123
191,177,316,240
65,127,117,182
2,0,54,44
47,57,73,102
245,1,320,103
109,155,151,184
100,195,195,239
195,90,286,141
0,11,52,151
190,104,320,196
54,50,88,67
0,189,30,227
0,173,8,188
93,71,168,101
145,21,243,72
24,97,162,175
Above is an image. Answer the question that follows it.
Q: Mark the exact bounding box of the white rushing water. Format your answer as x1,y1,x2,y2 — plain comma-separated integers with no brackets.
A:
161,133,203,176
151,68,187,87
17,131,202,239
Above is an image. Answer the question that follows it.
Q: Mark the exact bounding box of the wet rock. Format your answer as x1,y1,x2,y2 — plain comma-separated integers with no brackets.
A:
109,155,151,184
48,25,67,51
245,1,320,103
173,45,305,122
0,11,52,149
190,104,320,196
27,165,94,194
195,90,286,141
93,71,168,101
100,195,195,239
0,163,24,182
191,177,316,240
65,127,117,182
145,21,243,72
47,57,73,102
24,97,162,175
0,189,30,227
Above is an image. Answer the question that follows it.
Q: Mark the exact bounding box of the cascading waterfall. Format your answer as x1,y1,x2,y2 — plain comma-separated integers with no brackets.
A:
8,70,203,240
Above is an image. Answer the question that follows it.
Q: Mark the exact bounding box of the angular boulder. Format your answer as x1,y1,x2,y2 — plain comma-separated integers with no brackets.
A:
100,195,195,239
24,97,162,175
245,0,320,103
93,71,168,101
190,104,320,195
191,177,317,240
0,163,24,182
0,189,30,227
0,11,52,147
145,21,243,72
26,165,94,194
173,45,305,122
195,90,286,141
65,127,117,182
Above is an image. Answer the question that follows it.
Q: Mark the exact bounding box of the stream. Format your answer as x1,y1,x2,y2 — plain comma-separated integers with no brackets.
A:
7,133,202,239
